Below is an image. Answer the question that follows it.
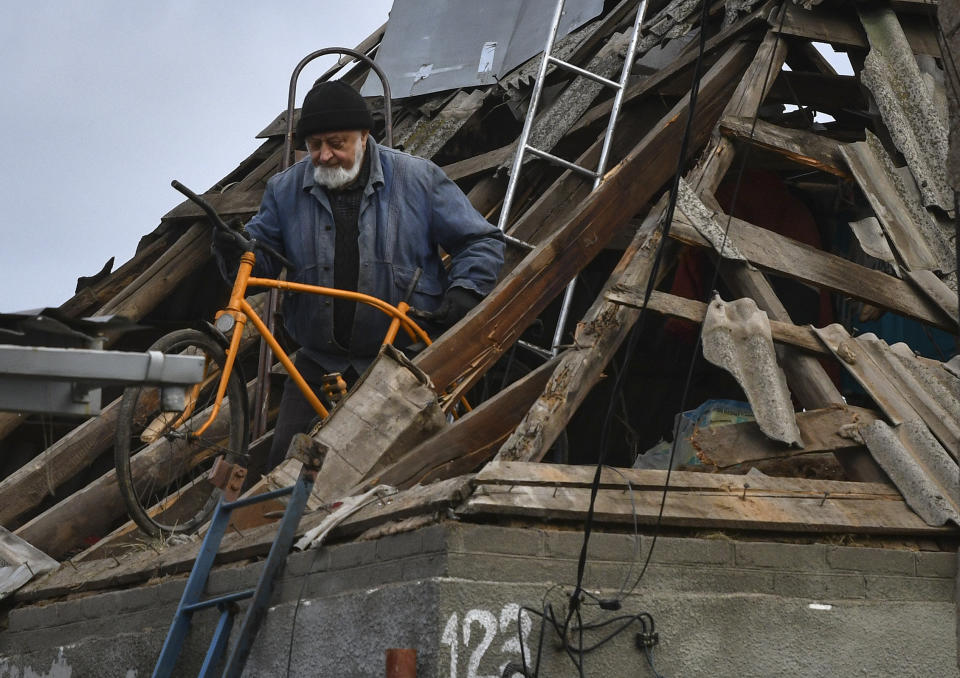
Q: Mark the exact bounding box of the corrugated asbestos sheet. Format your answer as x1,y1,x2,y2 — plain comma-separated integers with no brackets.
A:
814,324,960,526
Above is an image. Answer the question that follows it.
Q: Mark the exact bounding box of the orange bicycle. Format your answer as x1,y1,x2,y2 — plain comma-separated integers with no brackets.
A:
114,181,432,537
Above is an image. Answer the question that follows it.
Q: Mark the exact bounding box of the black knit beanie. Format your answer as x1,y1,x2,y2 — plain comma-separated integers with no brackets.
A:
296,80,374,140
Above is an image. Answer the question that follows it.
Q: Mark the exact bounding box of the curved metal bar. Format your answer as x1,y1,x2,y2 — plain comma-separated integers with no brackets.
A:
281,46,393,170
251,47,393,439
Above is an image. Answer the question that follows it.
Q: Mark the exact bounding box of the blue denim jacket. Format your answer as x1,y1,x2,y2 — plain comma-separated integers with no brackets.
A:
245,138,504,372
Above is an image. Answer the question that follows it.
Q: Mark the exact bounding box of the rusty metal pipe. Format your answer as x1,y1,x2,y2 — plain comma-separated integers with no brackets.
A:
386,648,416,678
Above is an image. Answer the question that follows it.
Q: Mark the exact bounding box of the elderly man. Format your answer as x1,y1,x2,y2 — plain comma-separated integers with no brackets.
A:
215,80,504,470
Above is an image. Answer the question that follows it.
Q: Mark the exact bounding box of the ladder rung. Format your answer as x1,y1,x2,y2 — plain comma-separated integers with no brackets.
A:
503,233,535,250
524,145,598,179
182,589,255,613
517,340,554,360
221,484,294,511
546,56,622,89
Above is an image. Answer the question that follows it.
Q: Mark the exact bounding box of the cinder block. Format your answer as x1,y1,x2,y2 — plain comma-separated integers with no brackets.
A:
156,578,188,603
327,540,377,570
915,551,957,578
544,529,638,562
446,552,568,584
648,536,733,566
375,531,423,561
400,552,447,580
774,572,866,600
452,524,543,557
418,524,449,553
681,566,776,595
284,547,329,577
865,575,954,602
7,603,53,632
79,589,126,620
205,563,261,596
827,546,915,576
735,541,825,571
52,599,87,626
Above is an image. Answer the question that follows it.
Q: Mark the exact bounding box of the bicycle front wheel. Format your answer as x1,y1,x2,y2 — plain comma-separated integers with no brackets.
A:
114,329,249,537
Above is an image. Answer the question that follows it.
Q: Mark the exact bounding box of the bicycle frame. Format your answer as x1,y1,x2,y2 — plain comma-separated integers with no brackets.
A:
190,250,433,437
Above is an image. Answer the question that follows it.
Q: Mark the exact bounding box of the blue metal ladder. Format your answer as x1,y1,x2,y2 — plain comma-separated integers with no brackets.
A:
152,435,325,678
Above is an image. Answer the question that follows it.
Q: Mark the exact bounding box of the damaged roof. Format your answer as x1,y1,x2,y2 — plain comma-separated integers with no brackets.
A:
1,0,958,606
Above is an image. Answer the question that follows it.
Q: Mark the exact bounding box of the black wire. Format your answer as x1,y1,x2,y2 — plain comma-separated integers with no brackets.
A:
566,0,714,634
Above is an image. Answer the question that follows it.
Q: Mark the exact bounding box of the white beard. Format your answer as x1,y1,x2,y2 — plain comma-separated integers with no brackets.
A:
313,138,365,189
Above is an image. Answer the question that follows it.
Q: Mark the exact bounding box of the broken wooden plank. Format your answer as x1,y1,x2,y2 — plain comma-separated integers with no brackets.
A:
14,382,251,560
462,483,947,535
162,188,264,222
605,288,829,355
907,270,960,327
691,405,879,469
497,220,666,463
475,461,898,496
718,116,849,177
415,39,755,393
668,210,955,331
308,346,446,506
16,475,472,602
364,356,560,490
774,2,941,57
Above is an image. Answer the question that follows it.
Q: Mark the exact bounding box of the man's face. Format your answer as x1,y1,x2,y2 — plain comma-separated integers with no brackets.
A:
305,129,368,189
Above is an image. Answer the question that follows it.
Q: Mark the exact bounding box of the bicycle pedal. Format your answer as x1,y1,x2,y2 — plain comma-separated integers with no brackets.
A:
321,372,348,403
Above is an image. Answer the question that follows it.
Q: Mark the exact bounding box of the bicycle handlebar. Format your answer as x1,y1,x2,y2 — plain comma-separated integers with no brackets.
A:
171,180,296,271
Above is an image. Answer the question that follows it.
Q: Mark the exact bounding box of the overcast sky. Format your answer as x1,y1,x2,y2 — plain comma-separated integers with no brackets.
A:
0,1,393,313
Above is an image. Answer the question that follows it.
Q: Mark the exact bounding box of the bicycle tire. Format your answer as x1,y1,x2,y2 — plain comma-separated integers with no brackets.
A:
114,329,249,537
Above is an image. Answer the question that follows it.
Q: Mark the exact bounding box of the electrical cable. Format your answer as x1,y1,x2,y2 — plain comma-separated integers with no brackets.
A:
515,1,792,675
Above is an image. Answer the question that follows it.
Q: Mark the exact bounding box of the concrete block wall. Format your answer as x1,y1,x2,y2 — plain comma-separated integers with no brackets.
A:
0,522,956,677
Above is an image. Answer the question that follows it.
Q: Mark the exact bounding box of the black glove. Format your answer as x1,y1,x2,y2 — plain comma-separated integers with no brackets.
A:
409,286,483,332
210,226,247,283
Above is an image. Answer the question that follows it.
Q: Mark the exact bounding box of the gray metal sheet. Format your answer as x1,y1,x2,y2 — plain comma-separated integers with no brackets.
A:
361,0,603,98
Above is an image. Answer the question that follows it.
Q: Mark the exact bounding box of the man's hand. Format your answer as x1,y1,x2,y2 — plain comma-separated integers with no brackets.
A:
409,286,483,331
210,225,247,283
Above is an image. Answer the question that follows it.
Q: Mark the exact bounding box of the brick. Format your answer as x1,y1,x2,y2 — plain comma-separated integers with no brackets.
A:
775,572,866,600
735,542,825,571
450,524,543,557
827,546,915,576
865,575,954,602
648,536,733,566
915,551,957,578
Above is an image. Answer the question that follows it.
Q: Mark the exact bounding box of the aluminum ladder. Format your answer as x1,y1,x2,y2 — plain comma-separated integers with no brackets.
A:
498,0,649,356
151,435,325,678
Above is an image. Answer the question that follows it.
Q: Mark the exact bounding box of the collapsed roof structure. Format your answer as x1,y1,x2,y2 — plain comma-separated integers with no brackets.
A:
1,0,959,675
